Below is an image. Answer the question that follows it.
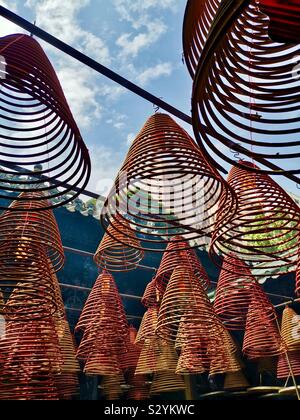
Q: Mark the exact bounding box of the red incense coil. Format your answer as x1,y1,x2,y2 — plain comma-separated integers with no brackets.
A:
208,328,241,376
183,0,300,179
296,253,300,297
54,373,80,400
243,284,285,359
258,0,300,43
0,34,91,210
176,345,206,375
0,191,64,271
94,216,144,272
1,247,58,321
210,162,300,276
126,372,150,401
214,254,258,330
155,235,211,295
141,278,160,308
135,307,158,344
120,326,141,370
277,351,300,379
280,307,300,352
84,344,122,376
101,113,236,252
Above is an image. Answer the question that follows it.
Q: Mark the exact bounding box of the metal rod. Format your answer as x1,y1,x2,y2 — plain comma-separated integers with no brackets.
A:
0,5,192,126
59,282,142,300
64,306,142,320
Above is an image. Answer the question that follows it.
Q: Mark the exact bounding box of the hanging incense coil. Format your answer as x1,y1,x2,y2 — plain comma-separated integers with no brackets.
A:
0,34,90,210
176,345,206,375
94,216,144,272
296,254,300,297
135,338,160,375
155,235,210,295
224,371,250,391
54,373,80,400
126,371,150,400
280,307,300,351
59,320,80,374
84,344,122,376
210,162,300,276
277,351,300,379
243,284,285,359
135,307,158,344
208,328,241,376
101,374,125,400
150,371,186,395
0,191,64,271
183,0,300,180
120,326,141,370
214,254,258,330
258,0,300,43
0,246,58,321
141,278,160,308
101,113,236,252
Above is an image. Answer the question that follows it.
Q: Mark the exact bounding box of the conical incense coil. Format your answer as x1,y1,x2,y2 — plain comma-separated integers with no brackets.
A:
0,247,58,321
135,338,160,375
120,326,141,370
296,253,300,297
176,345,206,375
258,0,300,43
0,34,90,210
208,328,241,376
277,351,300,379
156,266,225,344
214,254,258,330
94,216,144,272
155,339,180,372
243,285,286,359
280,307,300,352
126,372,150,401
59,320,80,374
155,235,210,295
141,278,160,308
84,345,122,376
76,271,128,341
101,113,236,252
224,371,250,391
54,373,80,400
135,307,158,344
101,374,125,400
150,371,186,395
184,0,300,180
210,162,300,276
0,191,64,271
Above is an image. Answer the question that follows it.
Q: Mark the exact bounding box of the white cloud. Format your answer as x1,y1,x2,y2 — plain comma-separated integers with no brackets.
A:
0,1,23,37
106,112,127,130
126,132,136,146
137,62,173,86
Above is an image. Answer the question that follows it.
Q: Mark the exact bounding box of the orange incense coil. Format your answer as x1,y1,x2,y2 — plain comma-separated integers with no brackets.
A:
94,216,144,272
101,374,125,400
224,371,250,391
0,191,64,271
150,371,186,395
280,307,300,352
208,327,240,375
155,339,180,372
214,254,258,330
141,278,160,308
210,162,300,276
176,345,206,375
120,326,141,370
243,284,285,359
135,307,158,344
184,0,300,180
84,345,121,376
54,373,80,400
0,34,90,210
1,248,58,321
101,113,236,252
135,338,160,375
155,235,211,295
59,320,80,374
277,351,300,379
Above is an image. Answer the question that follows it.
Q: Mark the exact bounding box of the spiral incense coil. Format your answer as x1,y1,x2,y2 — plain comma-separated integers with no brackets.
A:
280,307,300,351
258,0,300,43
0,34,91,210
243,284,285,359
150,371,185,395
54,373,80,400
155,339,180,372
184,0,300,180
84,346,122,376
75,271,128,339
214,254,258,330
277,351,300,379
210,162,300,276
135,307,158,344
296,254,300,297
135,338,160,375
126,372,150,400
120,326,142,370
101,374,125,400
224,371,250,391
101,113,236,252
208,328,241,375
59,320,80,374
0,247,58,321
176,345,206,375
0,191,64,271
94,216,144,272
141,278,160,308
155,235,211,295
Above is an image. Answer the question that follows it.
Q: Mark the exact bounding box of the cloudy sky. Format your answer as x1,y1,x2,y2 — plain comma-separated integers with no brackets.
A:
0,0,299,198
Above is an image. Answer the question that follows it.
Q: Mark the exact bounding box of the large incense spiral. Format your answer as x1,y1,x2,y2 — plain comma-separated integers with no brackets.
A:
0,34,91,210
100,113,236,252
210,162,300,276
183,0,300,180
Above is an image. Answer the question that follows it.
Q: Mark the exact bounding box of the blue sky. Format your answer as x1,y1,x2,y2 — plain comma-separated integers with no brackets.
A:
0,0,299,198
